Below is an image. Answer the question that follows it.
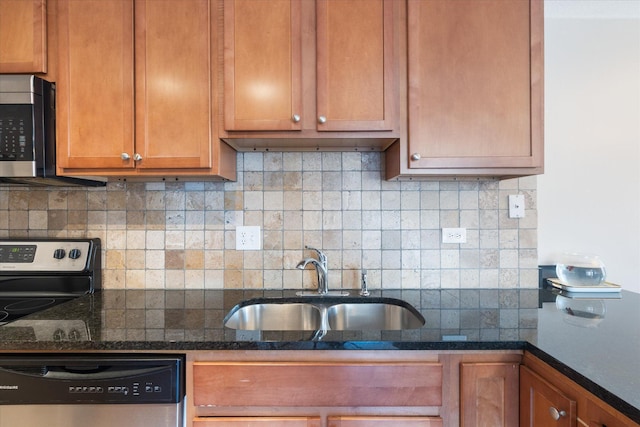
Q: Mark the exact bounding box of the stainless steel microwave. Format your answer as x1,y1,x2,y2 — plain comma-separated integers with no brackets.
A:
0,75,105,186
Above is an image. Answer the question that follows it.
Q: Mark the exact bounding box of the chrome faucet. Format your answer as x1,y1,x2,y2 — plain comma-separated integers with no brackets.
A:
296,246,329,295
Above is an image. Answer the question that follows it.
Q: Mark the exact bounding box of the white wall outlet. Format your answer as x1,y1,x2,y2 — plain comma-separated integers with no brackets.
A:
508,194,525,218
442,227,467,244
236,226,261,250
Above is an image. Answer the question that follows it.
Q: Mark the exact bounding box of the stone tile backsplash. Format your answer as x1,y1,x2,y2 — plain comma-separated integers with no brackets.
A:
0,152,538,290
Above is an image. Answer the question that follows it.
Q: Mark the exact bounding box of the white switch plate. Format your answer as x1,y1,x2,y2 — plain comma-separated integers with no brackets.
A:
508,194,525,218
442,228,467,244
236,226,261,250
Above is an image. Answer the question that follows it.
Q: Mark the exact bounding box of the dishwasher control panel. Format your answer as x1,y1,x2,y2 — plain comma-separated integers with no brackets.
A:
66,378,169,402
0,355,184,404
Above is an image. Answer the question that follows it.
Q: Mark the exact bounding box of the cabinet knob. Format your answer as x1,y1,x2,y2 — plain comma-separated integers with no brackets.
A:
318,116,327,124
121,153,130,160
411,153,421,161
549,407,567,420
292,114,301,123
133,153,143,162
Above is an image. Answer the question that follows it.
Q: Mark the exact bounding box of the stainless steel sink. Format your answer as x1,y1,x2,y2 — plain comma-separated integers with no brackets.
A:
326,302,425,330
223,301,322,331
223,297,425,331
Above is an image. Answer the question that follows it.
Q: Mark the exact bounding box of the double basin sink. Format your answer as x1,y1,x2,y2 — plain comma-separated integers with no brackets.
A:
224,296,425,331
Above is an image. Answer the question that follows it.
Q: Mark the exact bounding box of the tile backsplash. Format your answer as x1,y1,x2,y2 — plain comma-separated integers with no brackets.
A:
0,152,538,290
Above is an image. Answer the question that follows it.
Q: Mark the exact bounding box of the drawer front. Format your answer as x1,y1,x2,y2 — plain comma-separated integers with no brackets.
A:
194,417,321,427
193,362,442,407
328,416,443,427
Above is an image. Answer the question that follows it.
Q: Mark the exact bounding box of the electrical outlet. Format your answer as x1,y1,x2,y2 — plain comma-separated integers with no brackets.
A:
236,226,261,250
442,227,467,244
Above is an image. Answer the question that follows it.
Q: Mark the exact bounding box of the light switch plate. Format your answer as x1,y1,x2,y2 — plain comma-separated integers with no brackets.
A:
509,194,525,218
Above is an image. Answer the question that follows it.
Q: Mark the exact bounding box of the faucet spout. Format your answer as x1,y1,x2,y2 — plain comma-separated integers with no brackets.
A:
296,253,329,295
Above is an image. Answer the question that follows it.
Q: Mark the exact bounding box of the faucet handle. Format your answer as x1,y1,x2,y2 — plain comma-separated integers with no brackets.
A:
304,246,327,264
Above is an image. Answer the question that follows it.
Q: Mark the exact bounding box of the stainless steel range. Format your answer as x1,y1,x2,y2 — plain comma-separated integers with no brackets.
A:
0,238,101,326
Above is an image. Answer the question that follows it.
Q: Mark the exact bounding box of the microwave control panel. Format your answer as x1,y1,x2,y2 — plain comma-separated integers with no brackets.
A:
0,105,34,161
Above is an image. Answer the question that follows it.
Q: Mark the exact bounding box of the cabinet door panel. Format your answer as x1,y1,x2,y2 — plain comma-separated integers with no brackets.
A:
194,417,321,427
460,362,519,427
316,0,394,131
520,365,577,427
586,400,638,427
0,0,47,73
135,0,212,169
328,416,442,427
407,0,542,170
223,0,302,131
56,0,135,170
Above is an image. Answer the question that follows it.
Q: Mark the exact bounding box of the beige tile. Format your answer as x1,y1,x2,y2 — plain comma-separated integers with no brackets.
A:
185,250,204,269
165,250,185,269
0,157,540,290
126,249,145,269
145,250,165,269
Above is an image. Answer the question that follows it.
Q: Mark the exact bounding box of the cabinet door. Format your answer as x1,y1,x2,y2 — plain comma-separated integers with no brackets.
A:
315,0,395,131
56,0,135,170
520,365,577,427
194,417,320,427
135,0,212,169
223,0,302,131
460,362,519,427
586,399,639,427
0,0,47,73
328,416,442,427
406,0,543,171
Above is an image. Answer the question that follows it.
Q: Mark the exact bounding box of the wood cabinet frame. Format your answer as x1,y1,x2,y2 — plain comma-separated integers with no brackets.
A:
0,0,47,73
386,0,544,179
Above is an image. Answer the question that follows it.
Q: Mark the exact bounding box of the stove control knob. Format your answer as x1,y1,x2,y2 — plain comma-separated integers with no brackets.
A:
53,249,66,259
69,249,81,260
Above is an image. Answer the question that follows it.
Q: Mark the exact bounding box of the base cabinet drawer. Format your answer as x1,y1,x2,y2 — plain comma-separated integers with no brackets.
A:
193,362,442,407
328,416,443,427
194,417,320,427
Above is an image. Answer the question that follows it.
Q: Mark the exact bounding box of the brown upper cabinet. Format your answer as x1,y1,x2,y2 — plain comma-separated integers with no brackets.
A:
55,0,235,180
386,0,543,179
221,0,400,150
0,0,47,73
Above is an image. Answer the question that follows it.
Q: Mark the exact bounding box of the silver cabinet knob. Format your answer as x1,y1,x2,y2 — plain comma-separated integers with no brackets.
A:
121,153,131,160
549,407,567,420
411,153,421,161
292,114,301,123
318,116,327,124
133,153,142,161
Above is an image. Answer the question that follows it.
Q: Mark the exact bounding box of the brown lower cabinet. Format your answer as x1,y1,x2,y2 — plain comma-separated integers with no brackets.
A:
188,350,522,427
521,352,639,427
460,362,520,426
520,364,577,427
193,417,441,427
188,351,639,427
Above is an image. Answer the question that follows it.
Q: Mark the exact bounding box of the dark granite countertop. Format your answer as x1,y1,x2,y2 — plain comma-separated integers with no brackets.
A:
0,287,637,423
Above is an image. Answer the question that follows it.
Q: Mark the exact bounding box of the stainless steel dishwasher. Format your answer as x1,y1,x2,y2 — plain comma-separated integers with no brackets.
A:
0,354,185,427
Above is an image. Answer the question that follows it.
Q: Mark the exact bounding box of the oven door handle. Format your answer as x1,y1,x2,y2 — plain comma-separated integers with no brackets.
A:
43,365,172,381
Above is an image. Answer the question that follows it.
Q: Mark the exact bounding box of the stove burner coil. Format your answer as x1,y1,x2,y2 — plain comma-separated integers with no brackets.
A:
4,298,57,313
